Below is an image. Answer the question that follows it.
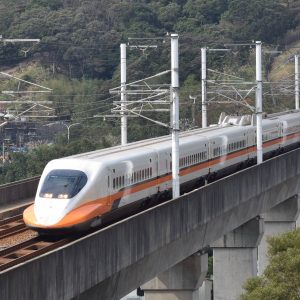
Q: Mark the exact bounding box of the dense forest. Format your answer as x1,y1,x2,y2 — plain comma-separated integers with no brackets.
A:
0,0,300,182
0,0,297,78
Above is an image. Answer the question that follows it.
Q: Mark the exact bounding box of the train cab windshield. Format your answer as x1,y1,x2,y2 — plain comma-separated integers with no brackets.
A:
39,169,87,199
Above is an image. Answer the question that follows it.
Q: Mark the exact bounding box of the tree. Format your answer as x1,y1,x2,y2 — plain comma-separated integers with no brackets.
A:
221,0,296,43
241,228,300,300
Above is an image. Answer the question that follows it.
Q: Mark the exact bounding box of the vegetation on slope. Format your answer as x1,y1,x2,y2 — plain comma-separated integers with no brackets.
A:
0,0,299,182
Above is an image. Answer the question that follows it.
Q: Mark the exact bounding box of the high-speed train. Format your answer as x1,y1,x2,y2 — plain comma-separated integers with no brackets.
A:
23,110,300,233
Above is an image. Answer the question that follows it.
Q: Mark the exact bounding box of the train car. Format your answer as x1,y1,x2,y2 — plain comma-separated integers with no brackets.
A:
23,110,300,233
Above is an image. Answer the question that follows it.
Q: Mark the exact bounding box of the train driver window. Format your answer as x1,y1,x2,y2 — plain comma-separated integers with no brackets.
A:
40,169,88,199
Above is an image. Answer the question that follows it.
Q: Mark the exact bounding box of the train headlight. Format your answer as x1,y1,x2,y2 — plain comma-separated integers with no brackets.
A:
58,194,69,199
43,193,53,198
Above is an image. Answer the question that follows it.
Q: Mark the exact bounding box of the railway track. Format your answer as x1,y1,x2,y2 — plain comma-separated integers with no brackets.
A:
0,214,27,239
0,236,72,272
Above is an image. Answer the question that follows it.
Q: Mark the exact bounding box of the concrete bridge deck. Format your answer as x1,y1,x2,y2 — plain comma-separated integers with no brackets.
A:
1,149,300,300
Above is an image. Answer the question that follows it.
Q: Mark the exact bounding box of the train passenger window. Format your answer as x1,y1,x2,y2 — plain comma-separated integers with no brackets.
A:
116,177,119,188
150,167,152,177
122,176,125,186
108,176,110,188
142,170,145,180
139,170,142,181
113,178,115,189
134,172,136,183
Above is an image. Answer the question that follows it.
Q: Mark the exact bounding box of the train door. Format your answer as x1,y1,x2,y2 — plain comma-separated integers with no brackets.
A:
106,167,114,208
157,150,170,192
208,139,215,173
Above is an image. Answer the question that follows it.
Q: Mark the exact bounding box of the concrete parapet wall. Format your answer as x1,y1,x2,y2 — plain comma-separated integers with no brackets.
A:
0,176,39,207
1,149,300,300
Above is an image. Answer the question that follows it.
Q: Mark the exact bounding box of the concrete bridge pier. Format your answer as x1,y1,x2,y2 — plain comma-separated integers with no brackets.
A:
258,195,300,275
142,252,208,300
212,217,264,300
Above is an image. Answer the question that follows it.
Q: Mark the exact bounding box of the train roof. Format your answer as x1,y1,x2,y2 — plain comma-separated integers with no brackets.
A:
59,109,300,163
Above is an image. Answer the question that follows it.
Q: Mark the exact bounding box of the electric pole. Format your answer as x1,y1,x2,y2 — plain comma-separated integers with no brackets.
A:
295,55,299,110
201,47,207,128
120,43,127,145
171,34,180,198
256,41,263,164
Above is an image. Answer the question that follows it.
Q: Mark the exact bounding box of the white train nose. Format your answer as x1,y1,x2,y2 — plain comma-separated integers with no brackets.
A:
35,198,69,226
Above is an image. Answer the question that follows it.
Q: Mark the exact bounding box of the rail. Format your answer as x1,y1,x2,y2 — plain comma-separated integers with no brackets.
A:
0,215,27,239
0,236,71,272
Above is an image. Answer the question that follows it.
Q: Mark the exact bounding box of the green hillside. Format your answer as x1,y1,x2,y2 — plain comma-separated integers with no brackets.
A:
0,0,299,182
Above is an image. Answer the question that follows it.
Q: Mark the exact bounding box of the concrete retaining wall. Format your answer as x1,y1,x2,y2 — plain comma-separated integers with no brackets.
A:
1,149,300,300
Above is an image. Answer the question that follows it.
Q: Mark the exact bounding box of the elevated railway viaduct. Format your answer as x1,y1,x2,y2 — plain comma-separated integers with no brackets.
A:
1,149,300,299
